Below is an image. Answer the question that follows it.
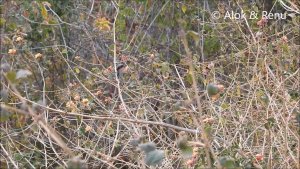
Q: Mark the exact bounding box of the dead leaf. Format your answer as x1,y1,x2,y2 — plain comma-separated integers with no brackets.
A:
94,17,111,31
35,53,43,60
8,49,17,55
81,98,89,106
85,125,92,132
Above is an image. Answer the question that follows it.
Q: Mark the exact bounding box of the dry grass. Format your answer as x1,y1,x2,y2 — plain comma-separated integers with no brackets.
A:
1,0,299,168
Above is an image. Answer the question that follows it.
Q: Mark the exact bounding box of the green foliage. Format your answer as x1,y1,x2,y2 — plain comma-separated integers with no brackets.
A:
144,149,165,166
219,156,238,169
203,36,221,56
187,31,200,46
5,69,32,84
289,90,300,100
6,23,17,32
6,71,17,83
184,73,193,86
264,117,275,130
1,0,299,168
207,83,219,96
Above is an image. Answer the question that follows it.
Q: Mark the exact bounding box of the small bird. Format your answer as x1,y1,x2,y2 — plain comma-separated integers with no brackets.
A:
138,142,165,166
116,63,129,78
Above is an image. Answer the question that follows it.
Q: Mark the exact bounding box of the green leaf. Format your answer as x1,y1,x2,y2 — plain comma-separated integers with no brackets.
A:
221,103,230,110
281,44,289,53
219,156,236,169
203,36,221,56
170,54,181,64
79,126,85,135
6,71,17,83
181,146,193,158
160,62,171,74
204,124,213,137
184,73,193,85
74,67,80,74
139,142,165,166
264,117,275,130
62,49,68,54
207,83,219,96
40,3,48,21
107,126,115,135
145,150,165,166
187,31,200,46
6,23,17,32
181,5,187,14
177,19,187,29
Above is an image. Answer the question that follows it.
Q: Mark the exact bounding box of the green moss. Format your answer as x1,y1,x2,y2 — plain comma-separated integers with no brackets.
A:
6,22,17,32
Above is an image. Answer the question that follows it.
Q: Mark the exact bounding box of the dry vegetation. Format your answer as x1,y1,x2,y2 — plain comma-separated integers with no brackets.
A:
1,0,299,169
